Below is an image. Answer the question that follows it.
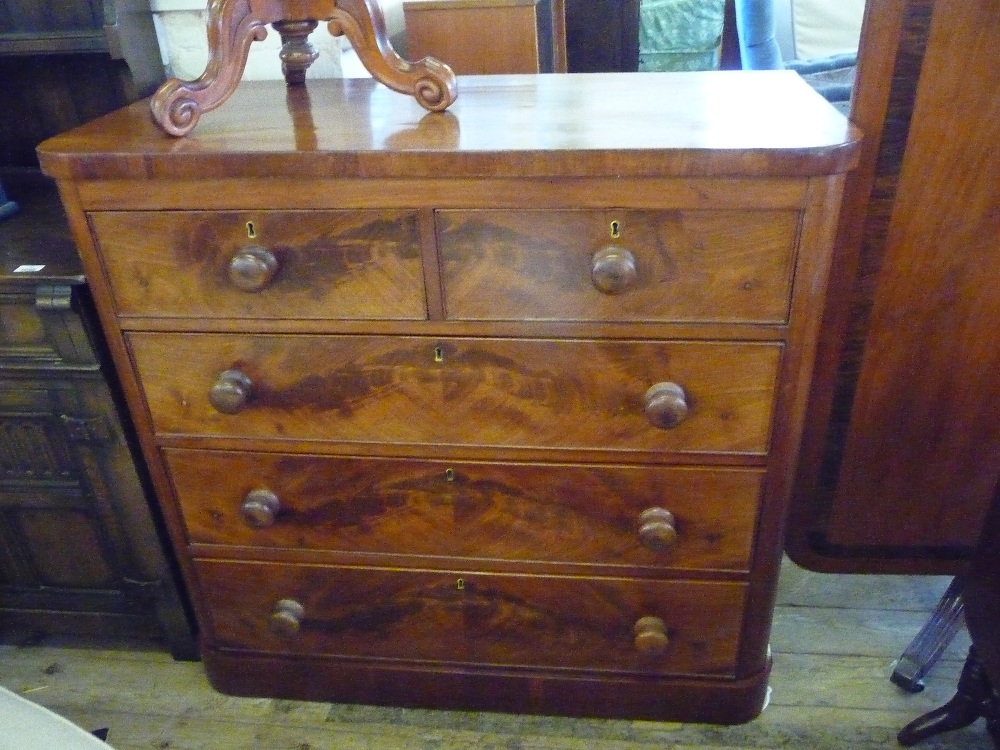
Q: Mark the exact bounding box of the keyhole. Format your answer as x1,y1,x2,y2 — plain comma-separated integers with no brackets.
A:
445,468,455,482
246,221,257,239
434,346,444,363
456,578,465,591
610,220,621,239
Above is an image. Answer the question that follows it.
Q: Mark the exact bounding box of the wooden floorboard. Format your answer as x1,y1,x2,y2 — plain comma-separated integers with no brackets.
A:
0,558,993,749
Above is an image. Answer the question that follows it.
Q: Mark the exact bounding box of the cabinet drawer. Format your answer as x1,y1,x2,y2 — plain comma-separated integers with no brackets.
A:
130,334,781,454
89,211,426,320
196,559,746,676
166,449,764,572
439,209,799,323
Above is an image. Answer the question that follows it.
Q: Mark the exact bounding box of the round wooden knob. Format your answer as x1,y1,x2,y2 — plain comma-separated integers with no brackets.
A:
269,599,305,637
637,507,678,551
240,489,280,528
209,369,253,414
228,246,278,292
591,246,638,295
643,382,689,429
633,615,669,655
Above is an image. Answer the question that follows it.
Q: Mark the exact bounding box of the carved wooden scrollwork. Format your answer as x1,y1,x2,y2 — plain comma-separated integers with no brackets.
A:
326,0,457,113
149,0,456,137
150,0,268,137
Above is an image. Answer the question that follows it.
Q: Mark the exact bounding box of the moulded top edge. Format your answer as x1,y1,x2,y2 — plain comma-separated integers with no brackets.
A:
38,73,863,180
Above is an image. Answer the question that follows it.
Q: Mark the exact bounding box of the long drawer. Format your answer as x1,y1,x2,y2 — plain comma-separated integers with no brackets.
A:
129,334,782,454
438,209,800,323
166,448,764,572
88,210,426,320
195,559,747,676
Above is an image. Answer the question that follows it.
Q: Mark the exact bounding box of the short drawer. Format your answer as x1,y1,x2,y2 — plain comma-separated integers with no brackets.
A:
89,210,426,320
195,559,746,676
438,209,799,323
129,334,781,455
166,449,764,572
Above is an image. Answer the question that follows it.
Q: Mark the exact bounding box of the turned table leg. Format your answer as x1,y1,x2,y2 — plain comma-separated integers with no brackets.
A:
274,19,320,84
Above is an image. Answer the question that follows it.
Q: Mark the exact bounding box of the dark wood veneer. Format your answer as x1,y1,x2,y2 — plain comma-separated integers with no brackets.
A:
40,72,857,723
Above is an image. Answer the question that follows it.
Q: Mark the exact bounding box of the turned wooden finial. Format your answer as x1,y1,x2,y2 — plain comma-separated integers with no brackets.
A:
274,19,320,85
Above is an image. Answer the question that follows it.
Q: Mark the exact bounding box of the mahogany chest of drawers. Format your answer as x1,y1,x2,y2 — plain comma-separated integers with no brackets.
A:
38,73,859,723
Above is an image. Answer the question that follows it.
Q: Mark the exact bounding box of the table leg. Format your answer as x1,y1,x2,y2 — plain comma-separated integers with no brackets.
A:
150,0,456,137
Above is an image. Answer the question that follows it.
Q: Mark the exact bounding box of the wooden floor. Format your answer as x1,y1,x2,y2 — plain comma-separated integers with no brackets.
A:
0,558,992,750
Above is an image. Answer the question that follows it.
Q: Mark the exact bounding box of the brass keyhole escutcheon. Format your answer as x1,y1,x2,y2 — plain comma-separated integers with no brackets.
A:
246,221,257,239
445,468,455,482
434,346,445,363
610,220,621,238
456,578,465,590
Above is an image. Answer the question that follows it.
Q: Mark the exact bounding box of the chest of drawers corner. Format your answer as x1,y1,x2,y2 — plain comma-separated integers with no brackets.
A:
39,72,860,724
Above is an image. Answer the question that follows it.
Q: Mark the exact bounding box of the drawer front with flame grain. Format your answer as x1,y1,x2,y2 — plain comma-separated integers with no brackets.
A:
196,559,746,676
129,333,782,455
166,448,764,572
439,209,800,323
90,210,426,320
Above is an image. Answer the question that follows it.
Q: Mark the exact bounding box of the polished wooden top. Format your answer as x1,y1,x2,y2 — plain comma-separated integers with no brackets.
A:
38,73,861,181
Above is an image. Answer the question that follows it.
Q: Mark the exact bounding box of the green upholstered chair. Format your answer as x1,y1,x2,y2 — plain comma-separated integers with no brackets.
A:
638,0,727,71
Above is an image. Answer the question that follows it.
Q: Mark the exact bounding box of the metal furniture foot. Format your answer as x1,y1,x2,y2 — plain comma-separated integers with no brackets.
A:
891,576,965,693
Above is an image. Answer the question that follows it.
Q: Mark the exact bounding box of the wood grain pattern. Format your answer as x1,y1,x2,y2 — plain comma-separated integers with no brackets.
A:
89,210,426,320
38,69,856,723
165,448,763,572
826,0,1000,549
127,333,781,455
789,0,1000,569
439,209,800,323
195,559,746,676
404,0,544,74
4,564,992,744
37,75,861,181
786,0,924,572
73,177,810,212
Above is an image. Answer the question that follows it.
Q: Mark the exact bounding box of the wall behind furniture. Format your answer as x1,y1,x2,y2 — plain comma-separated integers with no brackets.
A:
786,0,864,60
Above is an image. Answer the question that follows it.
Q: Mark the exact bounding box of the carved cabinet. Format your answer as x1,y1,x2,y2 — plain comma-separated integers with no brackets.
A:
0,187,194,657
39,72,858,723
